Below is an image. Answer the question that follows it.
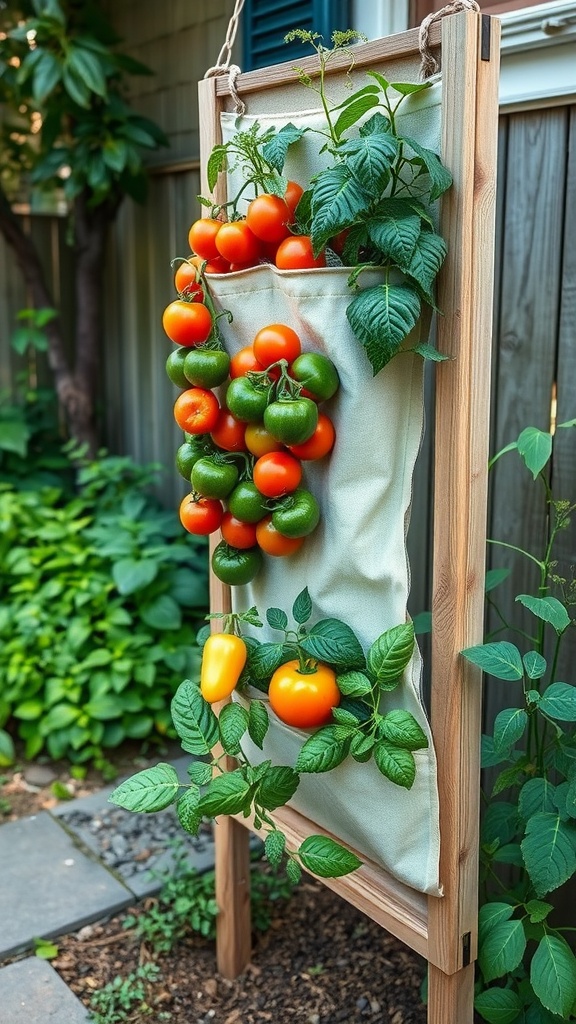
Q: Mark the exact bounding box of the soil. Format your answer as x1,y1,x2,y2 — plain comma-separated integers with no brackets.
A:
1,747,427,1024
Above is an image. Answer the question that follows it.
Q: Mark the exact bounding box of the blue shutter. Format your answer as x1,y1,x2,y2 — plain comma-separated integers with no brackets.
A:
243,0,350,72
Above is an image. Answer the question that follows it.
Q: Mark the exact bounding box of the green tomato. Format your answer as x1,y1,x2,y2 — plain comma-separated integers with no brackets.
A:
166,347,190,388
227,481,269,523
211,541,262,585
175,436,215,480
183,347,230,388
290,352,340,401
191,457,239,499
271,488,320,538
264,397,318,445
226,377,271,423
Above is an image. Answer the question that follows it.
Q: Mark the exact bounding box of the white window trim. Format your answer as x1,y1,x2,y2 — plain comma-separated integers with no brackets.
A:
499,0,576,110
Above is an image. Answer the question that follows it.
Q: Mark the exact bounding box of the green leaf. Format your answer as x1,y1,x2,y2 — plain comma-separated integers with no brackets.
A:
346,283,421,374
474,987,523,1024
187,761,213,786
207,145,227,192
218,703,249,755
367,622,415,689
62,65,91,107
368,214,421,266
403,136,453,201
413,343,448,362
379,710,428,750
257,765,299,810
298,836,362,878
525,899,553,924
67,45,107,96
83,694,125,721
171,680,219,755
248,642,285,681
310,164,372,254
141,595,182,631
540,683,576,722
177,789,202,835
13,700,44,721
333,93,380,139
248,700,269,749
286,858,302,885
295,726,351,774
109,762,180,813
103,139,129,173
300,619,365,670
516,595,570,635
493,708,528,754
373,741,416,789
198,770,251,817
461,642,524,681
481,801,519,847
492,843,524,866
521,812,576,896
519,778,557,820
412,611,432,634
266,607,288,631
39,704,79,735
478,919,526,983
31,50,61,101
261,123,306,173
523,651,547,680
530,934,576,1018
292,587,312,625
405,230,447,294
336,670,372,698
478,902,514,946
492,759,528,796
517,426,552,479
481,736,514,768
359,111,392,137
337,132,398,196
264,830,286,867
390,80,432,96
112,557,158,595
33,937,59,961
0,419,29,457
0,730,15,767
485,567,511,593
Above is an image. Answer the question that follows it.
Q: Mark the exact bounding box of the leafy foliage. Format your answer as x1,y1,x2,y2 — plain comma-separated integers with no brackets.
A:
466,424,576,1020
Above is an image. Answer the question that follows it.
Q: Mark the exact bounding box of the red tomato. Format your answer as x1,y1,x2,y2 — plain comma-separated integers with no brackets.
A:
255,516,304,557
221,512,259,549
210,410,248,452
275,235,326,270
188,218,222,260
215,220,261,264
253,324,302,367
229,346,264,379
289,413,336,460
173,260,204,301
179,494,223,535
268,660,341,728
244,423,284,457
246,194,291,244
253,451,302,497
284,180,304,218
162,301,212,346
204,256,231,274
173,388,220,434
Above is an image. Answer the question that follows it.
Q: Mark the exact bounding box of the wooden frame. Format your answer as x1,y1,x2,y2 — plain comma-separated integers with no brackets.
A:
198,12,500,1023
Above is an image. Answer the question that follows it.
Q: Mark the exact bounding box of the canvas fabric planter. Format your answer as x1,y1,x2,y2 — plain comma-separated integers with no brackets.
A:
204,87,444,896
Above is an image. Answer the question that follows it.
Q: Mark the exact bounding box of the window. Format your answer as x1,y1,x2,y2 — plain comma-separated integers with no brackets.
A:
242,0,350,71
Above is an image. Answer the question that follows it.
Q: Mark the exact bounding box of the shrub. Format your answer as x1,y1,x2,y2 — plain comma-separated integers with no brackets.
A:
0,451,208,761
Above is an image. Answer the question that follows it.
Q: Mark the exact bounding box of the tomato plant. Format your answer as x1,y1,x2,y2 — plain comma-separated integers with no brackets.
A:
246,193,291,243
173,260,204,301
179,494,223,535
253,451,302,498
165,347,189,388
183,347,230,388
268,660,341,728
200,633,247,703
220,512,259,549
210,410,247,452
226,376,272,424
175,435,215,480
271,488,320,538
188,218,222,260
191,457,239,500
211,541,263,585
275,235,326,270
263,397,318,446
255,516,304,557
290,352,339,401
215,220,261,264
284,180,304,218
162,300,212,347
253,323,301,367
289,413,335,460
244,423,284,457
227,481,269,523
229,346,264,379
173,388,220,434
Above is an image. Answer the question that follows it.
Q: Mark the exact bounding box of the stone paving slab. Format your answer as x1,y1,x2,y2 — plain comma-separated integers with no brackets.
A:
0,957,90,1023
0,813,132,958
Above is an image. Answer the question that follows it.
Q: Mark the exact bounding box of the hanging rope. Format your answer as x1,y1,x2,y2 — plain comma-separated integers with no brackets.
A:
419,0,480,79
204,0,247,115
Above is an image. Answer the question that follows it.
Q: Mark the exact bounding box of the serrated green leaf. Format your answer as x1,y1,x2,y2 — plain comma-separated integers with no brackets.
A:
478,902,514,946
266,607,288,631
187,761,213,786
525,899,553,923
523,651,547,680
298,835,361,878
261,123,306,173
295,726,351,774
530,934,576,1017
333,93,380,139
373,741,416,789
521,812,576,897
359,111,392,137
247,700,269,749
403,136,453,201
198,770,251,817
493,707,528,754
177,789,202,835
336,670,372,698
492,843,524,866
517,426,553,478
492,759,528,796
338,132,398,196
218,703,249,755
350,732,375,762
264,830,286,867
300,619,365,670
478,919,526,983
257,765,299,811
248,642,285,682
109,763,180,813
413,343,448,362
346,283,421,375
461,642,524,681
286,858,302,885
405,230,447,293
516,595,570,635
368,213,421,266
481,801,519,847
332,707,360,727
310,164,372,254
379,710,428,750
474,987,523,1024
367,622,415,689
292,587,312,625
207,145,227,192
519,778,557,820
171,680,219,755
540,683,576,722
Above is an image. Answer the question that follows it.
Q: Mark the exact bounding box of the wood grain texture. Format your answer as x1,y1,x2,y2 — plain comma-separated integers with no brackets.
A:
428,962,476,1023
428,11,500,983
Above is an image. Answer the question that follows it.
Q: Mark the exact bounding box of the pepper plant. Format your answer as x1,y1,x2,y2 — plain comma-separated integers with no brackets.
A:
461,420,576,1022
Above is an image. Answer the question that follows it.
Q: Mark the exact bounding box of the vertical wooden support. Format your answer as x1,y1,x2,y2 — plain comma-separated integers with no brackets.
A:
198,76,253,979
427,12,501,1020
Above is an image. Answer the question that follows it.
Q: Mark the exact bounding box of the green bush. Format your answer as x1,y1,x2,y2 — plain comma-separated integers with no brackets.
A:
0,451,208,762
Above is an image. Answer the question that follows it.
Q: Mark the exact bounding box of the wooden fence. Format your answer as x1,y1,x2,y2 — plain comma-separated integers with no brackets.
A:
1,101,574,721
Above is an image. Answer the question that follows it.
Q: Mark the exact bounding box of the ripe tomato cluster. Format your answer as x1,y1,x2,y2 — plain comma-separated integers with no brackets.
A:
186,181,327,274
168,318,339,586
